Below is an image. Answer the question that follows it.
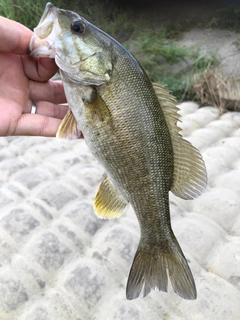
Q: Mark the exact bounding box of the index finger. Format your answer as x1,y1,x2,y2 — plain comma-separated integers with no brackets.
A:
0,16,32,54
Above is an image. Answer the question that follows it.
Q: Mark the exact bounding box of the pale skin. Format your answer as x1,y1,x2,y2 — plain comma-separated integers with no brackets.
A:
0,16,79,137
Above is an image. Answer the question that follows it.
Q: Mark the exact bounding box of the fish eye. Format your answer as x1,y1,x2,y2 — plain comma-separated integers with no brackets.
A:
71,20,85,34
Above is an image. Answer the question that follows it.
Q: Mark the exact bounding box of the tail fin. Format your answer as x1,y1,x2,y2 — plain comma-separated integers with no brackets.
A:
126,235,196,300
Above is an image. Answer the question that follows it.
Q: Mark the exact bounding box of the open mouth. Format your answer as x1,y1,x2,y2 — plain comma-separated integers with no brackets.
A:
28,34,56,58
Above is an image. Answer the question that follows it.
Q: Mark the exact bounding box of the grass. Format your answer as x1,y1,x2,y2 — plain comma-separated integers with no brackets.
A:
193,68,240,113
124,25,219,101
0,0,239,106
213,6,240,32
0,0,45,28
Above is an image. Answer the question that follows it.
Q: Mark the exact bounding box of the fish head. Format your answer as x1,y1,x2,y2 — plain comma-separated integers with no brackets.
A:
29,2,112,85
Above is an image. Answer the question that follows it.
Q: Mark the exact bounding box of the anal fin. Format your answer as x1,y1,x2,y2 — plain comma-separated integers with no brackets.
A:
94,173,128,219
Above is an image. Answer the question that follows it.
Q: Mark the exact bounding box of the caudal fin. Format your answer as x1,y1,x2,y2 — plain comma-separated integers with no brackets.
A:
126,235,196,300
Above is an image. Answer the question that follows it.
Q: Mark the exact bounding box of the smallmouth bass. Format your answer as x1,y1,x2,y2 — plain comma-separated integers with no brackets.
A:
29,3,207,300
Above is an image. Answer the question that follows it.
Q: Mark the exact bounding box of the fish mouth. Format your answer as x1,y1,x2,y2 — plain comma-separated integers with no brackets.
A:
28,33,56,57
28,2,59,58
38,2,56,27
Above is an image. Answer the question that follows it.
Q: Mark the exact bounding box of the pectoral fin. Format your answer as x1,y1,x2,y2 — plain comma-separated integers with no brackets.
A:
85,91,113,129
56,109,82,139
94,173,128,219
152,83,207,199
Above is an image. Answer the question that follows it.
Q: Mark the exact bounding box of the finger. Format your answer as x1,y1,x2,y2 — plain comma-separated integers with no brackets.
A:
28,101,69,120
0,17,32,54
14,114,61,137
13,114,83,138
29,80,67,104
22,56,59,82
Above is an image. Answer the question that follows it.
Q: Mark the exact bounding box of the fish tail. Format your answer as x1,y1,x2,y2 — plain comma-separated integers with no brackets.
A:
126,234,196,300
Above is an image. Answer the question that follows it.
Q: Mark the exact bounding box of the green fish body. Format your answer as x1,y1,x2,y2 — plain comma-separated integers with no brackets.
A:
29,3,207,300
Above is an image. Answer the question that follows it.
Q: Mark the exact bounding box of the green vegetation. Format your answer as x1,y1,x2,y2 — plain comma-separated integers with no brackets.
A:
0,0,238,104
213,6,240,32
125,27,219,101
0,0,44,28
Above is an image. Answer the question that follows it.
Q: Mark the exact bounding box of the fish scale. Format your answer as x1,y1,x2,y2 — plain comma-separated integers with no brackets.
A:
29,2,207,300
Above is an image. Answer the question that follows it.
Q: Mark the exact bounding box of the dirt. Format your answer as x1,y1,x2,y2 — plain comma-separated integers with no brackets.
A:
175,27,240,103
178,28,240,77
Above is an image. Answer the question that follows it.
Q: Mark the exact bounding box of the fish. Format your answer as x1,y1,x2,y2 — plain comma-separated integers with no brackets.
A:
29,2,207,300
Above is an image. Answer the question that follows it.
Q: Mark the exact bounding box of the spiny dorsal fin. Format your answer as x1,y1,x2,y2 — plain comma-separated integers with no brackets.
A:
152,83,207,199
56,109,82,139
94,173,128,219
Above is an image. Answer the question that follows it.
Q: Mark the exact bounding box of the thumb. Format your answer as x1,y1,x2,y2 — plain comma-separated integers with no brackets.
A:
23,56,59,82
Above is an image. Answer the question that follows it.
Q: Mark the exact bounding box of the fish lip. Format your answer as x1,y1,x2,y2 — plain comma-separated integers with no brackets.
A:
29,46,55,58
28,33,56,58
28,3,59,57
39,2,57,26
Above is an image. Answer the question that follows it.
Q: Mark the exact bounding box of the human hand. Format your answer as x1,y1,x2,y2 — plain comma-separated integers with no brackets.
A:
0,16,70,137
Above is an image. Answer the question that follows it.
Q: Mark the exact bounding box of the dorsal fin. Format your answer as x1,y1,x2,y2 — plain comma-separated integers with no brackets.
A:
152,83,207,199
94,173,128,219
